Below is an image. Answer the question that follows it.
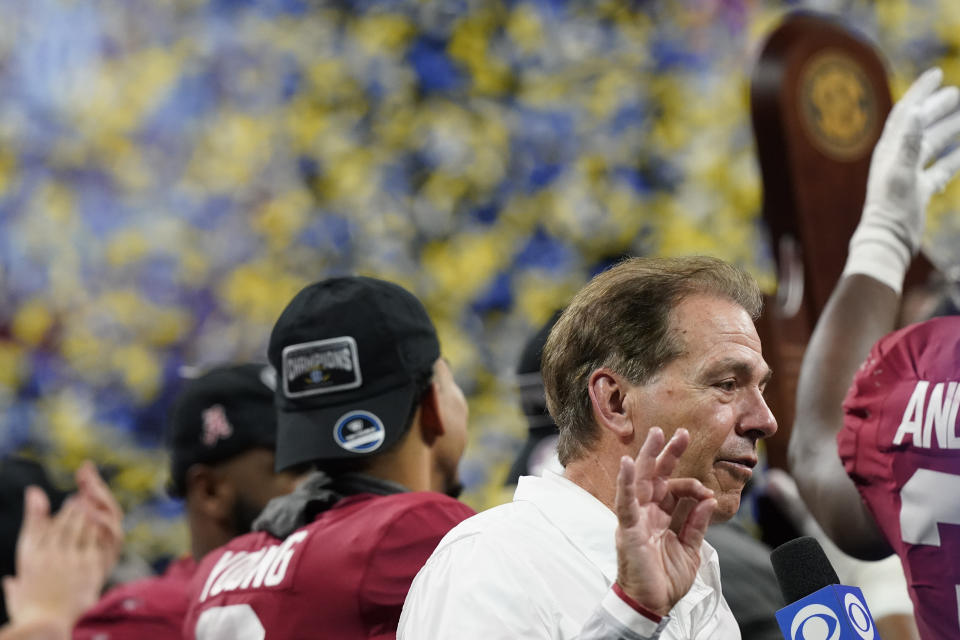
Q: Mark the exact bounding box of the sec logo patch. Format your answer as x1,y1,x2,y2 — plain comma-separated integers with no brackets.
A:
333,410,385,453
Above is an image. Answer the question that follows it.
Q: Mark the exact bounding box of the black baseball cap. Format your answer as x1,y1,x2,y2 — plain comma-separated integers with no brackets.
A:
167,363,279,497
516,309,563,420
506,310,563,485
268,276,440,470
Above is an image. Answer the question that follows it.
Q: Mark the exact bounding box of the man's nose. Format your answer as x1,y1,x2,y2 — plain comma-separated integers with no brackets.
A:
737,389,778,441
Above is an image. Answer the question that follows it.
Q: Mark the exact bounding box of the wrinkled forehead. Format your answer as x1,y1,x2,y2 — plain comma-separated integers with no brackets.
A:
667,296,768,375
668,295,762,349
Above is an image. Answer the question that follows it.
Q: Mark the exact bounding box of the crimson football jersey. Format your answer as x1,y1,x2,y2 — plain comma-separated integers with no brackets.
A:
182,491,474,640
839,316,960,640
73,555,197,640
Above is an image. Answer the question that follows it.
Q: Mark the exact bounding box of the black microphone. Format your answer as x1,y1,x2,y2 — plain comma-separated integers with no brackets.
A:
769,536,880,640
771,536,841,603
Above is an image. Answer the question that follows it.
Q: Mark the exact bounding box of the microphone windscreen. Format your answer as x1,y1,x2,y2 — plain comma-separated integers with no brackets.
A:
770,536,841,604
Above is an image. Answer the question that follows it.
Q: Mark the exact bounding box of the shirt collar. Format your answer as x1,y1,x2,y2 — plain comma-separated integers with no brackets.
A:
513,470,722,603
514,470,620,580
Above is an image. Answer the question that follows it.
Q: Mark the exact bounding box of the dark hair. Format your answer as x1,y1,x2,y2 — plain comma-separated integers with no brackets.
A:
541,256,762,465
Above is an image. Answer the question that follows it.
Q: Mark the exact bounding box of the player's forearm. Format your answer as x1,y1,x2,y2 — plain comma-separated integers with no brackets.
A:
792,274,900,445
789,274,899,558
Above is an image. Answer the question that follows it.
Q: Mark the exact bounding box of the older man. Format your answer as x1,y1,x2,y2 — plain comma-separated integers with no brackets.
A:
400,255,776,639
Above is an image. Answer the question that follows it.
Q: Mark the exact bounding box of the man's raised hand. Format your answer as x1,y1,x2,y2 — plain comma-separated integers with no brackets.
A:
614,427,716,618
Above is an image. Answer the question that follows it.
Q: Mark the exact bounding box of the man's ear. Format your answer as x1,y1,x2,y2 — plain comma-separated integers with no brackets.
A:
416,382,443,445
185,464,233,520
587,368,634,439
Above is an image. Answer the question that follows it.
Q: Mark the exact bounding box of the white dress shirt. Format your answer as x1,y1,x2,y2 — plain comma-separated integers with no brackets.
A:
399,470,740,639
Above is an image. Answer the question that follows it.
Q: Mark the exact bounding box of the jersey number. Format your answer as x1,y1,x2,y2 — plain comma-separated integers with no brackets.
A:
195,604,265,640
899,468,960,632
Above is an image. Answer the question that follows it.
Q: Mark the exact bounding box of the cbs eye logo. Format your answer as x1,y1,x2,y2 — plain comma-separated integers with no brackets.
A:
788,594,875,640
789,604,840,640
843,593,875,640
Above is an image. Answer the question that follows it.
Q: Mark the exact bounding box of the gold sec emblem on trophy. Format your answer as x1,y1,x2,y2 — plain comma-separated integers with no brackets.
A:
799,52,879,160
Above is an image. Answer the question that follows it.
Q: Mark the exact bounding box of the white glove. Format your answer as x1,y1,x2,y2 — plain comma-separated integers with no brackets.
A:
843,67,960,293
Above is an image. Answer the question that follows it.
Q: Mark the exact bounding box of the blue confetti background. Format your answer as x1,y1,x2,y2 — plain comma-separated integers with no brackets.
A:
1,0,958,562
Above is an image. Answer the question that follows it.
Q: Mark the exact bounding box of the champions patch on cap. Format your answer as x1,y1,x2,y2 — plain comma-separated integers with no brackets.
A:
333,410,386,453
282,337,362,399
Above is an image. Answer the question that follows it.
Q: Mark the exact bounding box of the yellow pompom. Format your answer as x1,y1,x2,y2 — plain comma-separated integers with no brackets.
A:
143,307,191,347
514,273,579,326
656,199,724,257
0,148,17,197
284,96,332,153
45,391,97,460
321,147,377,206
34,181,76,226
112,458,165,495
449,9,511,96
98,134,151,192
178,248,211,284
111,343,162,402
422,232,508,306
253,189,311,249
875,1,911,35
106,230,151,268
186,111,276,192
353,13,415,55
219,262,308,325
101,289,146,328
61,327,111,383
11,300,54,347
432,319,480,374
0,341,26,390
506,4,545,53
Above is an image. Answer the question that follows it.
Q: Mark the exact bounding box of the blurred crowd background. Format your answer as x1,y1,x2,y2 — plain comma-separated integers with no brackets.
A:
1,0,959,569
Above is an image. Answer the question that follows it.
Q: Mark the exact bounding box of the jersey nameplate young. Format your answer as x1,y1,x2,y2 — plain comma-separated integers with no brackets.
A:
198,531,308,602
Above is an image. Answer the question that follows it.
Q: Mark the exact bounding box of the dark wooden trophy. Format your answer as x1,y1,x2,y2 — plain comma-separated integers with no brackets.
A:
750,11,932,470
